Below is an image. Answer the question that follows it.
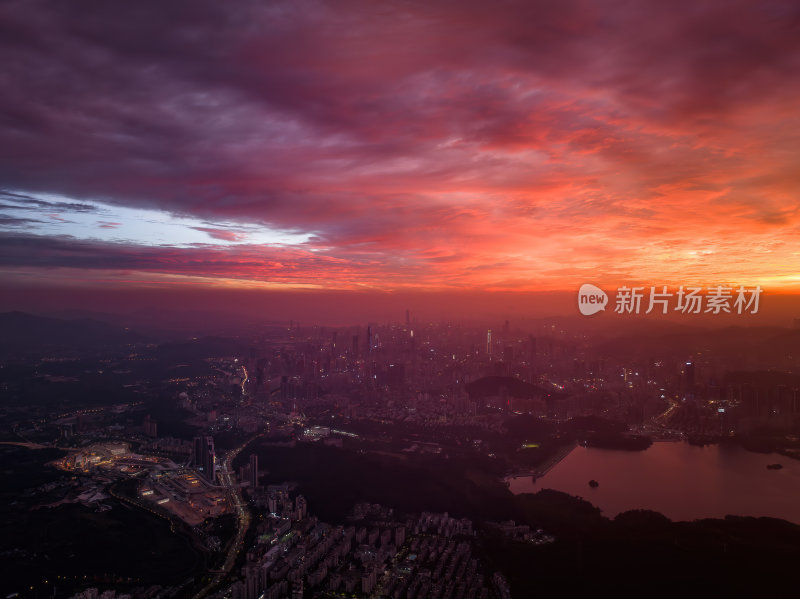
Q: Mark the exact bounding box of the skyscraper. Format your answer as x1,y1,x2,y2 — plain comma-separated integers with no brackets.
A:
528,335,537,363
295,494,307,519
143,414,157,438
249,453,258,489
684,362,696,397
192,435,216,483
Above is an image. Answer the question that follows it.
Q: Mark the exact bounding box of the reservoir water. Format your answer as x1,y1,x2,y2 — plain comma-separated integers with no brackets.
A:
507,441,800,523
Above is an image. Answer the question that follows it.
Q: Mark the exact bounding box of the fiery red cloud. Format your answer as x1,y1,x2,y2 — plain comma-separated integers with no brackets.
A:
0,0,799,296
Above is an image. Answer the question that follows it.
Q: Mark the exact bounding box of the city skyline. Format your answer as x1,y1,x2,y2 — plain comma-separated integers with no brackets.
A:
5,307,800,598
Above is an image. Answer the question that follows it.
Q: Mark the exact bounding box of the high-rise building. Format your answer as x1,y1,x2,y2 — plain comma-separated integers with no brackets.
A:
503,346,514,362
192,435,216,483
361,568,377,594
385,363,405,387
231,581,244,599
684,362,696,394
528,335,537,362
143,414,157,438
487,329,492,358
291,580,303,599
395,525,406,547
249,453,258,489
295,494,307,519
244,564,259,599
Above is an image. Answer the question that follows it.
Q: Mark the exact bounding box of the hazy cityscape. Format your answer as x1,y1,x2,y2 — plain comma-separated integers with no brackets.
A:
3,309,800,597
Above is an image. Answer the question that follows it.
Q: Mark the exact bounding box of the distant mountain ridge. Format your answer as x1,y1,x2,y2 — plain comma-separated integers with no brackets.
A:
0,311,147,356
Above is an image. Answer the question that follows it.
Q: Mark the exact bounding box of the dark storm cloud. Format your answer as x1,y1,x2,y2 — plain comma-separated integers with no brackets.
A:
1,1,797,204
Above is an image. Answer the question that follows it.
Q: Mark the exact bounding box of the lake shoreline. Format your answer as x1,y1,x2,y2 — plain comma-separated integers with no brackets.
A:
506,440,800,524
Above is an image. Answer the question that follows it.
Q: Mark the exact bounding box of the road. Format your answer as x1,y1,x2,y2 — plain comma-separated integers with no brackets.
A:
0,441,51,449
655,397,680,425
192,435,258,599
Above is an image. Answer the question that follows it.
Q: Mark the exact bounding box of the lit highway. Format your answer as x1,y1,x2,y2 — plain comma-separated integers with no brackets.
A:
240,365,248,396
655,397,680,424
0,441,50,450
193,435,258,599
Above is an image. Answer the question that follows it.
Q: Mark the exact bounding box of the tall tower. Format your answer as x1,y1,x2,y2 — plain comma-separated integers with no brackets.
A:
193,435,216,483
143,414,157,438
249,453,258,489
295,494,307,519
684,361,696,397
487,329,492,359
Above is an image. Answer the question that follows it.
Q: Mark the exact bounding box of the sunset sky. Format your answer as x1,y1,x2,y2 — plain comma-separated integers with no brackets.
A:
1,0,799,319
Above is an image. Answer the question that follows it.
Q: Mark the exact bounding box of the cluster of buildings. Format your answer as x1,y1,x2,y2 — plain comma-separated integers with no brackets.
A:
139,436,193,460
484,520,555,545
69,588,133,599
138,469,227,525
218,492,510,599
67,586,167,599
52,438,230,526
174,321,692,447
90,318,800,476
55,442,131,473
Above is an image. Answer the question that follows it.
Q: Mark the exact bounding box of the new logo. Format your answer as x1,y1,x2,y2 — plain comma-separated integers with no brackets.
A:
578,284,608,316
